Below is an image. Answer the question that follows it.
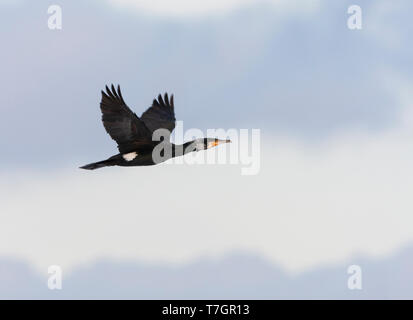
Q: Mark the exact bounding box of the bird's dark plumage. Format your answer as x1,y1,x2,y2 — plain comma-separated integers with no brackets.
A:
80,85,230,170
100,84,154,153
141,92,176,135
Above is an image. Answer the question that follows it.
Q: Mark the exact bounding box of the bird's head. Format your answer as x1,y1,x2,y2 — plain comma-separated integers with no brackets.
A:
186,138,231,152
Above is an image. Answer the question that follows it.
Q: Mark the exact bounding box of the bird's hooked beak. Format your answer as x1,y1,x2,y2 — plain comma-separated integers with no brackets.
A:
207,139,232,149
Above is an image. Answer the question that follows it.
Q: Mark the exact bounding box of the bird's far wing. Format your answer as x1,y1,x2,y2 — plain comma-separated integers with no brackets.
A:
140,93,176,136
100,84,153,153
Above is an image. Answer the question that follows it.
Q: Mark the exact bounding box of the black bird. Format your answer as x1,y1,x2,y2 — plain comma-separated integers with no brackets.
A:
80,85,231,170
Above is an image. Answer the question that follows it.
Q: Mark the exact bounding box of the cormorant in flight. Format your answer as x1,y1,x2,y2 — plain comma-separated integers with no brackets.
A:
80,85,230,170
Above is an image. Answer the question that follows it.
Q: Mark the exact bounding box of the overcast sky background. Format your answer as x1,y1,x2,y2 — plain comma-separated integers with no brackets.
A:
1,0,413,298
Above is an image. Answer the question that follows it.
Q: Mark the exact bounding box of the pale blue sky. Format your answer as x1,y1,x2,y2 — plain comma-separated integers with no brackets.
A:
0,0,411,166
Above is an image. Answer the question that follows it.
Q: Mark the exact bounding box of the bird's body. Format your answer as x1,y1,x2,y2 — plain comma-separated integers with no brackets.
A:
80,85,230,170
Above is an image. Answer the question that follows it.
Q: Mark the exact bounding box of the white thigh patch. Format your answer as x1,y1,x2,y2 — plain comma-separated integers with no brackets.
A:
122,152,138,161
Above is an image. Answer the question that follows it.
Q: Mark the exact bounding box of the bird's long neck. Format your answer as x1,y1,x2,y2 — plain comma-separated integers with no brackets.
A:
172,141,196,157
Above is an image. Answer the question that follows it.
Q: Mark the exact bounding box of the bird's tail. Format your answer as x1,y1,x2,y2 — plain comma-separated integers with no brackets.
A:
79,159,115,170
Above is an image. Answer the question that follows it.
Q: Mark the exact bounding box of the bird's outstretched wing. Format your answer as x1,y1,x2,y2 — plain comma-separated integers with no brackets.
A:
140,93,176,135
100,84,153,153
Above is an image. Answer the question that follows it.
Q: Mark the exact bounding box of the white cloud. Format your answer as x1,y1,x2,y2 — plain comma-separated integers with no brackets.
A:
107,0,321,17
